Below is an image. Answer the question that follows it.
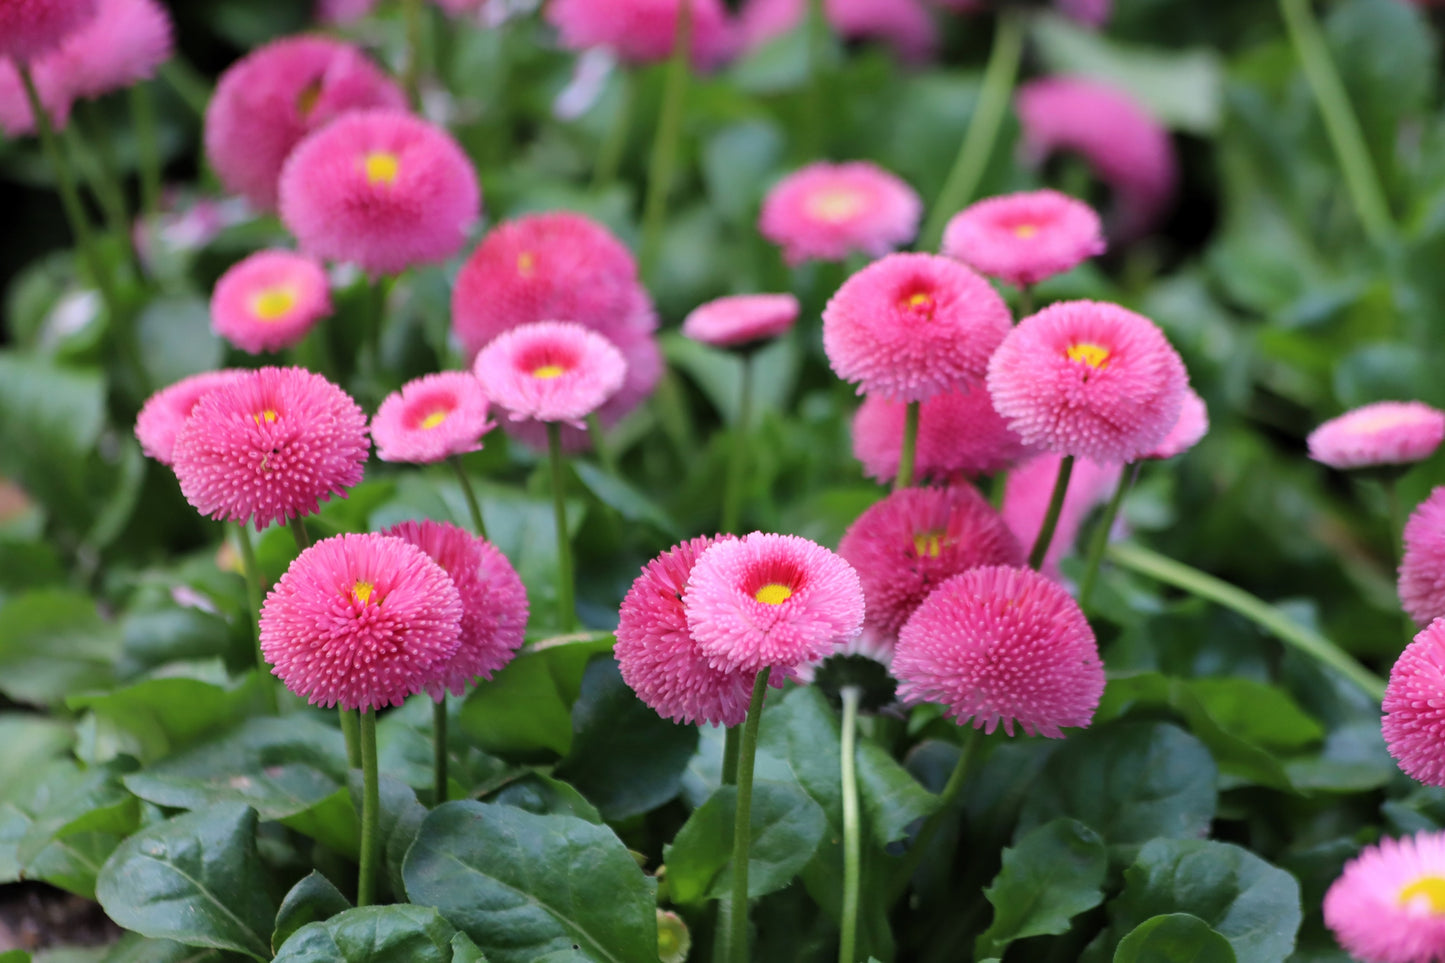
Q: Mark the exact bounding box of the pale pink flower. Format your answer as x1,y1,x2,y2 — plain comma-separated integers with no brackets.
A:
942,189,1105,288
546,0,738,69
210,250,332,354
1324,831,1445,963
1308,401,1445,471
134,369,247,466
372,372,494,464
52,0,171,99
759,161,922,265
1144,388,1208,460
1401,489,1445,628
471,321,627,426
682,294,799,349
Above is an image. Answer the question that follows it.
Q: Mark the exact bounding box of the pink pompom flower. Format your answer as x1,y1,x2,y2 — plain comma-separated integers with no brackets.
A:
0,0,96,63
210,250,332,354
260,532,463,710
1325,830,1445,963
134,369,247,466
892,564,1104,737
205,36,406,211
682,294,800,349
372,371,494,464
824,252,1012,403
852,384,1035,483
279,109,480,276
0,55,70,137
1002,453,1122,581
684,532,865,675
941,189,1106,289
52,0,171,100
1144,387,1208,460
1308,401,1445,471
1400,488,1445,628
384,520,528,699
170,366,370,530
760,161,922,266
740,0,936,63
471,321,627,426
987,300,1187,463
838,485,1025,662
546,0,737,69
1385,619,1445,786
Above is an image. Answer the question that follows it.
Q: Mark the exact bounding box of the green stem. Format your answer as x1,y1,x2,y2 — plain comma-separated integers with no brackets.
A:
1017,284,1034,319
587,413,618,476
1278,0,1393,245
721,356,754,533
403,0,426,110
721,725,741,787
358,709,380,906
433,697,449,805
895,400,921,491
1106,540,1388,700
159,58,211,119
592,70,634,189
289,517,312,552
233,524,278,712
729,669,770,963
547,423,577,631
1028,455,1074,571
920,11,1026,250
130,83,162,220
1385,477,1416,644
639,0,692,280
804,0,828,158
449,458,489,539
340,708,361,769
839,686,863,963
74,104,130,252
887,729,979,902
1078,463,1138,609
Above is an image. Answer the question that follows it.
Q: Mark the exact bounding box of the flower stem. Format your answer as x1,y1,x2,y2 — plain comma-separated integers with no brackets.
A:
130,83,162,220
587,413,618,476
920,10,1026,251
592,70,634,190
449,458,489,539
75,103,131,254
1078,463,1138,610
1028,455,1074,571
1017,283,1035,319
722,356,754,533
403,0,426,110
340,708,361,769
1385,477,1416,644
804,0,828,158
233,523,278,713
289,517,312,552
838,686,863,963
721,724,741,787
433,696,449,805
547,423,577,631
1278,0,1393,246
729,668,770,963
1106,540,1388,700
895,400,921,491
358,708,380,906
886,728,979,902
639,0,692,280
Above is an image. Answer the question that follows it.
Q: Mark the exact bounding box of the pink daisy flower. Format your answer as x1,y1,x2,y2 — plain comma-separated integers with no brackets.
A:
1144,387,1208,460
0,55,70,136
1308,401,1445,471
260,532,463,710
740,0,936,63
892,564,1104,737
987,300,1188,463
682,293,800,349
614,535,768,727
684,532,865,675
210,250,332,355
1400,489,1445,628
51,0,171,100
1384,619,1445,786
134,369,247,466
1325,831,1445,963
279,109,480,276
204,36,406,211
0,0,96,63
759,161,922,266
372,371,494,464
170,366,370,530
1002,453,1122,581
823,252,1012,403
1016,76,1176,240
383,519,528,699
852,384,1035,483
941,189,1105,289
471,321,627,427
838,485,1025,662
546,0,738,70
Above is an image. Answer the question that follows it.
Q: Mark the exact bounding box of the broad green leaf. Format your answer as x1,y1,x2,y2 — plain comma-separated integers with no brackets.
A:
273,872,351,955
403,801,656,963
855,741,938,845
571,462,680,537
0,714,73,804
1284,721,1397,793
0,590,120,706
96,803,277,961
68,673,271,765
0,354,105,526
483,772,603,825
1113,914,1236,963
133,295,224,391
99,933,237,962
1185,678,1323,750
975,819,1108,960
0,758,137,897
457,634,612,757
274,906,464,963
0,952,28,963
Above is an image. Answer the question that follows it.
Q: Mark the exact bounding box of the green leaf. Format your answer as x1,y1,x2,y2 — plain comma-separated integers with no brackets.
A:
402,801,657,963
0,354,105,526
1113,914,1237,963
274,906,465,963
68,673,271,765
0,952,28,963
99,933,237,962
482,772,603,825
663,780,827,904
0,714,73,804
273,871,352,955
457,634,613,757
975,819,1108,960
0,590,120,706
96,803,277,961
133,295,224,391
855,740,938,845
570,462,679,537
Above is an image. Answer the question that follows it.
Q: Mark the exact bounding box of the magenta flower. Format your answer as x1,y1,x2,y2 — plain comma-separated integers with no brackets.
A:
1002,453,1122,580
682,294,800,349
1325,831,1445,963
260,532,463,710
0,0,96,62
740,0,936,63
942,189,1105,289
759,161,922,266
852,384,1035,484
1308,401,1445,471
210,250,332,354
134,369,247,466
893,564,1104,737
546,0,738,69
204,36,405,211
1385,619,1445,786
51,0,171,99
471,321,627,426
1144,387,1208,460
684,532,865,675
170,366,370,530
838,485,1024,662
1402,489,1445,629
0,55,70,136
372,372,494,464
824,252,1012,403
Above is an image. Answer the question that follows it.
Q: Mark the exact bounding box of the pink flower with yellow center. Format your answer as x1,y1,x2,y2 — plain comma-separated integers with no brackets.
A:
134,369,247,466
759,161,922,265
546,0,738,70
1308,401,1445,471
210,250,332,354
1143,387,1208,460
682,293,800,349
1384,619,1445,786
1401,488,1445,628
371,371,494,464
471,320,628,426
942,189,1106,288
51,0,171,100
1324,831,1445,963
852,384,1035,483
0,0,96,63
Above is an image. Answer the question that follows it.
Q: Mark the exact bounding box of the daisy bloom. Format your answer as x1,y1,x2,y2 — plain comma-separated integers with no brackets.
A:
892,564,1104,737
1385,619,1445,786
260,532,463,710
852,384,1035,483
1003,453,1122,581
471,321,627,426
838,485,1025,662
941,189,1106,288
682,294,800,349
210,250,332,354
372,372,494,464
1324,831,1445,963
1144,387,1208,460
384,520,528,699
823,252,1012,402
205,36,406,211
0,0,96,62
546,0,737,70
988,300,1187,463
170,366,370,530
1308,401,1445,471
134,369,247,466
1400,489,1445,628
52,0,171,100
684,532,865,675
0,55,70,136
759,161,922,266
740,0,937,63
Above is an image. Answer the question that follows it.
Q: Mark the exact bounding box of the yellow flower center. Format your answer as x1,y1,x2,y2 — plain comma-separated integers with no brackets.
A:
806,188,865,222
1066,342,1111,369
252,409,279,425
351,580,376,605
1013,223,1039,239
517,251,536,277
363,151,401,186
296,79,323,118
913,530,947,558
754,583,794,606
906,292,933,310
1400,876,1445,913
420,409,449,430
532,364,567,380
251,286,298,322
